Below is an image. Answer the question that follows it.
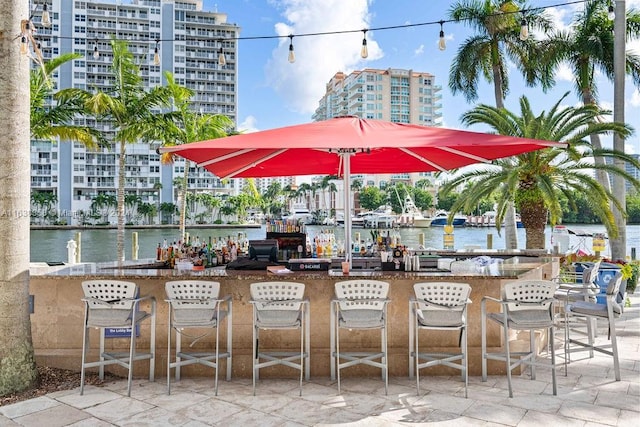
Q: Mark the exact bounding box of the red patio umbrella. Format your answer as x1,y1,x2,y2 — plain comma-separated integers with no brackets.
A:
160,116,566,263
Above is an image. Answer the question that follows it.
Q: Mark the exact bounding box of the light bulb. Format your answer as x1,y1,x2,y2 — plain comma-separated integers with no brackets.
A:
218,48,226,66
153,43,160,66
42,4,51,28
20,35,29,55
93,43,99,59
288,44,295,63
519,18,529,41
361,39,368,59
438,21,446,51
288,36,295,63
608,4,615,20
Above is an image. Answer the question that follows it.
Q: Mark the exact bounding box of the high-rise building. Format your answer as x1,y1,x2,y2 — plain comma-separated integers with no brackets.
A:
30,0,240,225
312,68,443,213
605,153,640,192
313,68,442,125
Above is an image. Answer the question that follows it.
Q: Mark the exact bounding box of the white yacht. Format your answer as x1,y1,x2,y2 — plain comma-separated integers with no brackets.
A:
396,195,431,228
282,206,313,225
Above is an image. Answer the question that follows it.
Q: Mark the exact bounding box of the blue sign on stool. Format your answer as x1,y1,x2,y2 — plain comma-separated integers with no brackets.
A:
596,265,623,304
105,325,140,338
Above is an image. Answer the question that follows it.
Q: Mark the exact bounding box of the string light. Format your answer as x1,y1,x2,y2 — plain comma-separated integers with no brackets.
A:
438,21,446,51
19,0,590,66
218,44,226,66
519,17,529,41
360,29,368,59
153,40,160,66
20,35,29,55
608,1,615,20
41,3,51,28
288,35,295,63
19,18,45,65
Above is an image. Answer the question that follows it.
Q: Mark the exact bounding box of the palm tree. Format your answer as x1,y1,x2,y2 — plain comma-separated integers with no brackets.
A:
137,202,156,225
150,72,232,240
31,53,105,149
81,38,170,261
160,202,178,224
541,1,640,190
124,194,141,224
448,0,553,109
30,191,57,225
440,93,639,249
91,193,117,224
541,0,640,259
261,181,283,218
296,183,312,210
199,193,221,223
0,0,37,395
449,0,553,248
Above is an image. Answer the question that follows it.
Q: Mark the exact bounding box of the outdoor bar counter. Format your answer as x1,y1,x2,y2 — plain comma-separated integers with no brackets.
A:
29,255,558,380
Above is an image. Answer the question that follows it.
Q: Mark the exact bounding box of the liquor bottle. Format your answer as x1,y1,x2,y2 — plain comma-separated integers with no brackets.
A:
156,243,162,261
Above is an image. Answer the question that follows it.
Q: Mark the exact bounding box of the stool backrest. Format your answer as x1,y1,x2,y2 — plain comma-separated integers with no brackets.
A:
82,280,138,310
413,282,471,311
250,281,305,311
334,280,389,311
165,280,221,309
503,280,556,312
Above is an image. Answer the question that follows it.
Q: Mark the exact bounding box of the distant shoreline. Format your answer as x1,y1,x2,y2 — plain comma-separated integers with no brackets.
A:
30,224,263,230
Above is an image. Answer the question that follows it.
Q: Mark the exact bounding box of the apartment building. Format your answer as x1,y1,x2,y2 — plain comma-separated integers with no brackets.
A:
606,153,640,192
31,0,240,225
312,68,443,212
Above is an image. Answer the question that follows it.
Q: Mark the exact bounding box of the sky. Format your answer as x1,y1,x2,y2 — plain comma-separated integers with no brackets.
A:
205,0,640,156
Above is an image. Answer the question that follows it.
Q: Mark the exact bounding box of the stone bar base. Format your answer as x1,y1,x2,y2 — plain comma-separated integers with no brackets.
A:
30,259,554,379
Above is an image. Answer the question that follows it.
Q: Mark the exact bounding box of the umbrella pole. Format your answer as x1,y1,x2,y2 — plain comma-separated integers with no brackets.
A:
342,152,352,267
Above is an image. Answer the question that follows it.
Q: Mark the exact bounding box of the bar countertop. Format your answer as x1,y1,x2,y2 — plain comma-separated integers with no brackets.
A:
30,256,553,280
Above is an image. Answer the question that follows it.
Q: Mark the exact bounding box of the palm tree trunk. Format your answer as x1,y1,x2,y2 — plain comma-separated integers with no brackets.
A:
117,140,126,261
504,203,519,250
520,200,548,249
581,90,611,193
492,56,519,248
0,0,38,394
611,3,627,261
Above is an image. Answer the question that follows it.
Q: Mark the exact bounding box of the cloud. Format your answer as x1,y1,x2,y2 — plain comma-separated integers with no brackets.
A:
555,63,574,83
265,0,382,114
238,115,259,133
414,44,424,56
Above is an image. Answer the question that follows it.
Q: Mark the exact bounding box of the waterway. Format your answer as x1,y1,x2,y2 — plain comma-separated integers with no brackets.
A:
30,224,640,263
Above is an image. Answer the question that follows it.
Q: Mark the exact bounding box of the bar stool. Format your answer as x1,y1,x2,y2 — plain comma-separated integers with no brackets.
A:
80,280,156,397
165,280,232,395
250,281,310,396
331,279,390,394
409,282,472,397
565,271,623,381
481,280,558,397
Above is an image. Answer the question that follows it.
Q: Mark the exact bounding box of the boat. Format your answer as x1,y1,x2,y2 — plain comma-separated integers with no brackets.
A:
282,206,314,225
396,194,431,228
336,205,396,228
428,210,467,227
473,211,524,228
364,213,396,228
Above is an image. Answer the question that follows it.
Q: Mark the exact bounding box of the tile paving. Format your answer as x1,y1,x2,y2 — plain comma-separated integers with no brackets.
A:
1,292,639,426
